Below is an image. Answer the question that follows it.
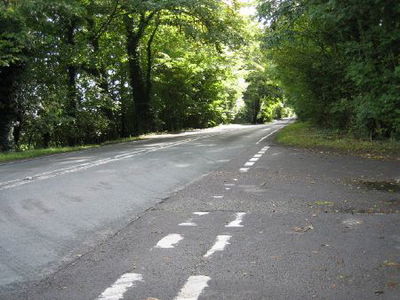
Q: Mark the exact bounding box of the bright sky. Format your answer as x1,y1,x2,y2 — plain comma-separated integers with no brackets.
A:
239,0,257,17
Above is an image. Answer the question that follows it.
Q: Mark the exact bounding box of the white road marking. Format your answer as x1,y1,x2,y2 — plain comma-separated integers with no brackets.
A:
213,195,224,199
97,273,143,300
256,128,280,144
233,178,238,181
262,146,270,151
225,188,231,190
155,234,183,248
239,168,249,173
193,212,209,216
204,235,232,258
174,275,211,300
226,212,246,228
224,183,235,187
254,154,262,158
249,157,259,162
179,221,197,227
0,134,221,191
244,161,255,167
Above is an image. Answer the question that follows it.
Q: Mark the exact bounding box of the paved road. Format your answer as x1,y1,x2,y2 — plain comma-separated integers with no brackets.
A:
1,120,399,300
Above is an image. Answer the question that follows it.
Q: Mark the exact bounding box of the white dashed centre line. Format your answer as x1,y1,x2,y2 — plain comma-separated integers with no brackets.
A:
179,212,210,226
213,195,224,199
249,157,259,162
193,212,209,216
155,234,183,248
254,154,262,158
97,273,143,300
244,161,255,167
226,212,246,228
174,275,211,300
204,235,232,258
239,168,249,173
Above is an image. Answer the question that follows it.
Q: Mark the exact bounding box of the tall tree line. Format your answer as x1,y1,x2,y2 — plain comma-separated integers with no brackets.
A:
0,0,246,151
257,0,400,140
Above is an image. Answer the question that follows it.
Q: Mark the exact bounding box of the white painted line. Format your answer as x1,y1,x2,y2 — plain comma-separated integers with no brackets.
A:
0,134,221,191
233,178,238,181
226,212,246,228
249,157,259,162
204,235,232,258
244,161,255,167
224,183,235,187
179,221,197,227
258,151,266,154
262,146,271,151
174,275,211,300
193,212,209,216
213,195,224,199
225,188,231,190
155,234,183,248
97,273,143,300
256,128,279,144
239,168,249,173
254,154,262,158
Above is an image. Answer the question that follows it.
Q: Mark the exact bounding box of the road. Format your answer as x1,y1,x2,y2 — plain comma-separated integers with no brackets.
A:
0,120,399,300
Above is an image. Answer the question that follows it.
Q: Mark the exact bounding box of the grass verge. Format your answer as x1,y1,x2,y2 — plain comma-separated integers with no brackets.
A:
275,122,400,160
0,136,143,163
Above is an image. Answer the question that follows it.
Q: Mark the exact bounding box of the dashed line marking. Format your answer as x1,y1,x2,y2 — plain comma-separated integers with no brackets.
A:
226,212,246,228
193,212,209,216
244,161,255,167
225,187,231,191
224,183,235,187
239,168,249,173
256,129,280,144
174,275,211,300
213,195,224,199
249,157,259,162
254,154,262,158
155,234,183,249
204,235,232,258
97,273,143,300
179,221,197,227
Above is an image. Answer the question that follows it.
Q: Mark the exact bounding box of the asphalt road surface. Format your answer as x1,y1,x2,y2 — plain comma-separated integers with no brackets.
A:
0,120,399,300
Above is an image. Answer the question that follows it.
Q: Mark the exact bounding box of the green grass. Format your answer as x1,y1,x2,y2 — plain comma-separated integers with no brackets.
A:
0,136,143,163
276,122,400,160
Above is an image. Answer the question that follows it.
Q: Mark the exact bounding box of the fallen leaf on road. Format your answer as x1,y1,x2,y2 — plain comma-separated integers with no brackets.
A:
387,282,399,289
383,260,400,267
293,224,314,233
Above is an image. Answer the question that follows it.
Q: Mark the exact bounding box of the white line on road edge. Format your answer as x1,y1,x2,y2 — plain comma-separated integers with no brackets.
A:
174,276,211,300
0,134,220,191
155,234,183,248
239,168,249,173
97,273,143,300
254,154,262,158
244,161,255,167
193,212,209,216
249,157,259,162
204,235,232,258
256,128,280,144
226,212,246,228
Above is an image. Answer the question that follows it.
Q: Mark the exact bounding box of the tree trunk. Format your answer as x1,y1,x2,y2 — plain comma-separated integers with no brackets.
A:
0,66,21,152
124,15,153,135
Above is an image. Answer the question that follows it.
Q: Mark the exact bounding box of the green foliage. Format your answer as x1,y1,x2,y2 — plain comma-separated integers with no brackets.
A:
258,0,400,140
0,0,249,152
276,122,400,160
